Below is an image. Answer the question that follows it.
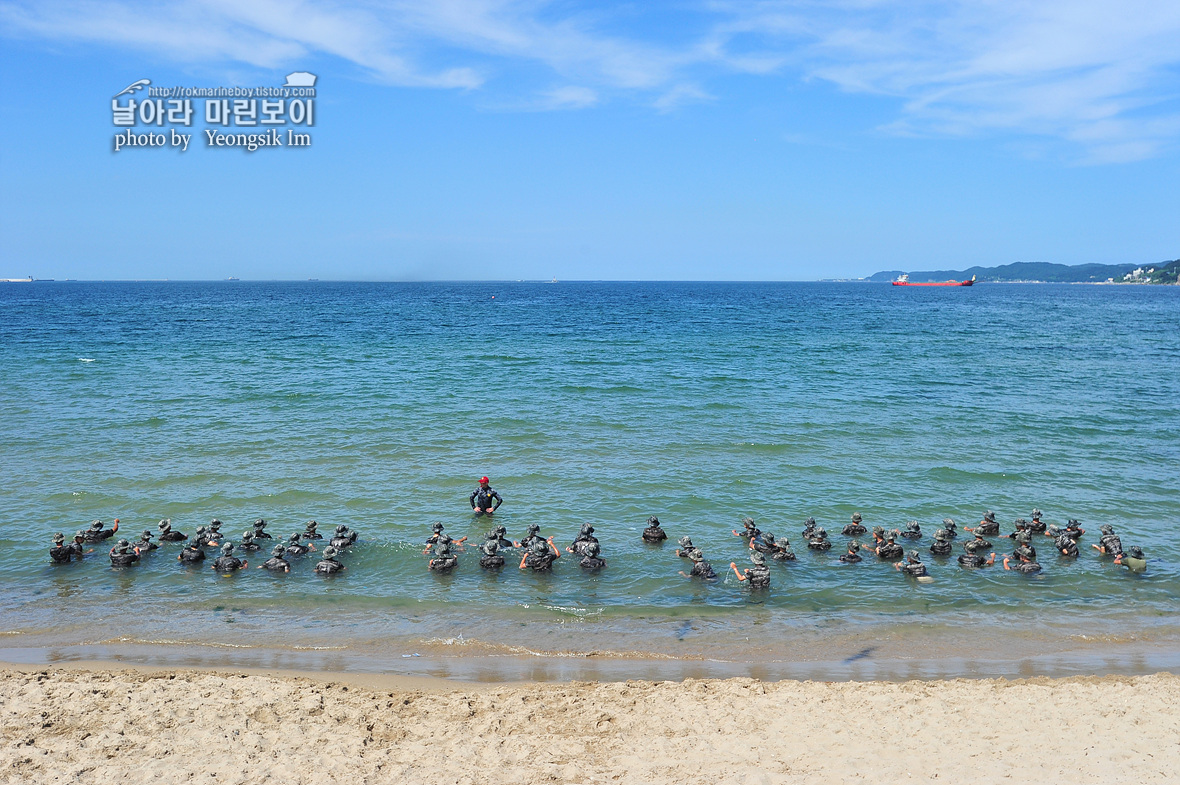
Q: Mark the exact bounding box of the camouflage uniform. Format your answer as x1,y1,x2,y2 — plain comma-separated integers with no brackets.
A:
807,527,832,551
941,518,958,538
900,521,922,540
523,540,556,572
192,526,214,547
424,522,446,548
486,524,515,549
675,536,695,558
929,530,953,556
285,533,312,556
519,524,544,550
642,516,667,543
1096,525,1123,557
262,545,290,572
842,513,866,537
800,517,817,539
252,519,273,540
303,520,323,540
429,541,458,572
738,517,762,541
136,530,158,552
330,525,358,549
570,524,599,555
158,519,187,541
957,552,992,568
238,531,261,552
83,521,116,543
1007,557,1042,574
899,551,926,578
1063,519,1085,540
178,541,206,562
49,533,75,563
1027,509,1047,534
109,539,139,567
975,511,1000,536
771,538,796,561
1055,533,1079,558
876,536,903,560
839,541,862,563
212,543,244,572
964,534,992,553
687,549,717,580
314,546,345,575
742,552,771,589
579,541,607,571
752,532,778,555
479,538,506,569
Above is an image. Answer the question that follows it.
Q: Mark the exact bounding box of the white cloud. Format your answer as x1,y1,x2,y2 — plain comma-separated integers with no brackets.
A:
3,0,1179,160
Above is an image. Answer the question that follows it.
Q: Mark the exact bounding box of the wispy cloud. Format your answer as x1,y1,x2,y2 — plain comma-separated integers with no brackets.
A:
3,0,1179,160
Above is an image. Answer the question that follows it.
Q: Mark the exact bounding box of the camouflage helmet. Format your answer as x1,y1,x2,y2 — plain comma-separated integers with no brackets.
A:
647,516,660,525
584,541,601,557
74,531,86,540
885,531,897,542
1014,546,1033,561
1127,546,1144,559
530,540,548,556
872,526,885,537
1031,508,1042,519
688,548,705,562
196,526,207,535
1046,524,1062,537
158,519,171,531
983,510,996,522
904,520,920,532
482,539,499,555
242,530,254,540
431,522,444,532
851,513,863,523
804,517,816,526
209,519,222,530
335,524,347,534
305,520,318,530
1014,531,1031,545
814,527,827,538
677,536,693,548
934,529,949,541
323,546,339,559
221,542,234,553
271,544,285,557
908,550,921,562
493,524,507,536
53,532,65,543
742,516,755,527
750,551,766,565
254,519,267,529
288,533,301,543
139,529,153,540
847,540,861,552
88,520,104,530
526,524,541,534
762,532,776,544
1067,518,1080,527
1099,524,1114,535
942,518,956,526
580,523,595,534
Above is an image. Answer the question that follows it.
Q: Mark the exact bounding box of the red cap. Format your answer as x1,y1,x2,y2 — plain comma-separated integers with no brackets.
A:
480,476,489,484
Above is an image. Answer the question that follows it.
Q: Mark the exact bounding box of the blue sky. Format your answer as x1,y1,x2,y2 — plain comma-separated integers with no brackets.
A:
1,0,1178,281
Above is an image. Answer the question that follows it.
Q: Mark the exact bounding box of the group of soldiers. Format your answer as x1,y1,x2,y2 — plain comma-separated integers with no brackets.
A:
48,517,360,576
48,474,1151,588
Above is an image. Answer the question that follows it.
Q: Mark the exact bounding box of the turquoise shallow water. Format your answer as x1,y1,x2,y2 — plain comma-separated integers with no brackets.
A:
1,281,1178,675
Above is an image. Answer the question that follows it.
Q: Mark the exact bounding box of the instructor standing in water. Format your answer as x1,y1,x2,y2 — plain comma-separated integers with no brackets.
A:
470,476,503,515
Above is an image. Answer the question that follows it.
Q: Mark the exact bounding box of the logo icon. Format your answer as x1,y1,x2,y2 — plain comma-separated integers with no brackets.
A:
283,72,317,87
114,78,151,98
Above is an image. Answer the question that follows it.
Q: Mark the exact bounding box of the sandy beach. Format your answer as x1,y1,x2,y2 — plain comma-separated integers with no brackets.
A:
2,664,1177,784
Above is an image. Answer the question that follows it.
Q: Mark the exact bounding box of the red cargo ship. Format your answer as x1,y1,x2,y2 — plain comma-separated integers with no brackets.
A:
892,274,975,286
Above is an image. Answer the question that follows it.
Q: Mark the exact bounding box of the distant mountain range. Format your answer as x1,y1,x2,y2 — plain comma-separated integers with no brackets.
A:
868,259,1180,283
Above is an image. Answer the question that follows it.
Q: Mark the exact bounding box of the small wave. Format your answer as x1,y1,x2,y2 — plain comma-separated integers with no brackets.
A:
542,604,604,619
89,637,257,650
78,358,96,363
0,631,22,636
292,645,347,651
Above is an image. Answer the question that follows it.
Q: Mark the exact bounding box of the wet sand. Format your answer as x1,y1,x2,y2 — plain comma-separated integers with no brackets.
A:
2,663,1177,784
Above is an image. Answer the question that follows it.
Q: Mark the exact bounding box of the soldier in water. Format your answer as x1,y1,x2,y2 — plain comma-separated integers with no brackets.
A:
260,544,291,573
929,529,953,556
252,519,272,540
1092,524,1123,557
875,532,903,560
158,519,186,541
839,540,862,564
1114,546,1147,574
733,517,761,542
470,476,503,515
519,538,560,572
680,549,717,580
642,516,667,543
567,523,599,556
675,536,695,558
900,521,922,540
731,551,771,589
1003,550,1042,574
579,541,607,571
941,518,958,538
1027,509,1047,534
285,532,316,557
807,527,832,551
83,519,119,543
238,531,262,552
478,537,506,570
108,539,140,567
429,540,458,572
211,542,246,572
486,524,518,549
894,550,927,578
842,513,866,537
49,532,90,563
967,511,1000,537
314,546,345,575
302,520,322,540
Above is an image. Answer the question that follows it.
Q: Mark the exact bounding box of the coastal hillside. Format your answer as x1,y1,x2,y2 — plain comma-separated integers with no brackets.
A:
869,259,1179,283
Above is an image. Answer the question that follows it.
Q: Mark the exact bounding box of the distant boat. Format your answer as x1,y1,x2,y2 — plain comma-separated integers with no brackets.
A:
892,274,975,287
548,277,558,283
1,276,33,283
226,277,240,281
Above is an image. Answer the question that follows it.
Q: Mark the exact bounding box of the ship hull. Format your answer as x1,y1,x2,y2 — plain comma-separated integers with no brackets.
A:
892,280,974,286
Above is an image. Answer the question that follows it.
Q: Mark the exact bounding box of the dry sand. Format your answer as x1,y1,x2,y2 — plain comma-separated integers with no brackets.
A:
2,665,1177,784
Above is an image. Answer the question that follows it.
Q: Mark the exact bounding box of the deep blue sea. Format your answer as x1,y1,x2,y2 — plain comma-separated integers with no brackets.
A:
1,281,1178,680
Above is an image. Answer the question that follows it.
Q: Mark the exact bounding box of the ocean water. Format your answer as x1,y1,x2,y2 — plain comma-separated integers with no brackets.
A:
1,281,1178,679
